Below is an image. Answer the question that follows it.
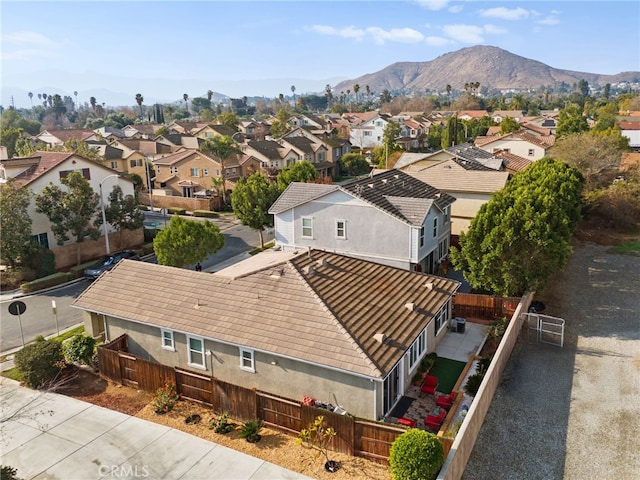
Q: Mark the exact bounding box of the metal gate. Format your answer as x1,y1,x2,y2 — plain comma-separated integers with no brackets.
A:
523,313,565,347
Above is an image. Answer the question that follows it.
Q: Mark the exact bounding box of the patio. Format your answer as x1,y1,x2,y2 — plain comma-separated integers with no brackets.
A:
386,321,488,429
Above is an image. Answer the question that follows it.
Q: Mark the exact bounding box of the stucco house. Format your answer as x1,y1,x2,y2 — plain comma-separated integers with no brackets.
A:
72,249,461,420
474,129,554,161
151,149,223,198
349,113,391,149
269,170,455,274
0,151,138,268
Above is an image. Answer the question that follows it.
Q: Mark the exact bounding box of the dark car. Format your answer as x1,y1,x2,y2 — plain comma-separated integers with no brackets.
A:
84,250,140,280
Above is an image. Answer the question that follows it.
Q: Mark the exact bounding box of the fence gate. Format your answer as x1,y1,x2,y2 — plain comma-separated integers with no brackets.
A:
523,313,565,347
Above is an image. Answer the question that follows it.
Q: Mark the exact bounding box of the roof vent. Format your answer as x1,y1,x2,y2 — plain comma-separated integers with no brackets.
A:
368,183,374,188
270,269,284,279
424,282,434,291
405,302,416,312
382,178,388,184
316,259,329,268
304,266,316,275
373,333,387,344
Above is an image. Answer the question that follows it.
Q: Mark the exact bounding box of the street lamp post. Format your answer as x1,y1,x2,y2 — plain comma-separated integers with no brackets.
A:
99,174,120,255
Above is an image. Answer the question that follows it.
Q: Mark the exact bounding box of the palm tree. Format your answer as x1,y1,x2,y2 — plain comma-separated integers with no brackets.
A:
207,90,213,102
28,92,33,107
164,104,175,122
353,84,360,104
73,91,78,110
290,85,296,105
183,93,189,114
90,96,97,111
42,93,48,107
365,85,371,104
279,93,284,104
135,93,144,118
200,135,242,205
446,84,452,108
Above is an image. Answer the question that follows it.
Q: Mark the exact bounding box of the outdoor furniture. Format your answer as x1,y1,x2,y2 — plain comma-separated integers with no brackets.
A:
424,407,446,431
398,417,416,428
421,375,438,396
436,391,456,410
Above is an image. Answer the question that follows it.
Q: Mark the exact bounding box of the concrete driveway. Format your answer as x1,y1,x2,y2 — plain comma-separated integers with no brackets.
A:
1,378,311,480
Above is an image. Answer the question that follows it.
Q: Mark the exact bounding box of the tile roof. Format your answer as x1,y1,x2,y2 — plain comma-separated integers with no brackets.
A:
494,151,534,173
38,129,95,142
247,140,286,160
72,250,460,378
282,136,316,154
445,144,504,171
152,149,204,166
6,151,76,186
406,159,510,193
269,183,339,214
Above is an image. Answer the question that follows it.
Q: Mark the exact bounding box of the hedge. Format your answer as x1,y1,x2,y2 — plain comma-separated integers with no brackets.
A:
167,207,187,215
193,210,219,218
69,260,99,279
20,272,71,293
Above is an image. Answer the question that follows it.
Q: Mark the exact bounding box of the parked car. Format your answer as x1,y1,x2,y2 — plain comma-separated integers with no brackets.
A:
84,250,140,280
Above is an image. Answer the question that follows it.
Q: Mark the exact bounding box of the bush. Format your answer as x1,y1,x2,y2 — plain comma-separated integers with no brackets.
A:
14,338,65,389
193,210,219,218
208,412,235,434
152,379,179,414
144,228,160,243
0,466,20,480
167,207,186,215
22,244,56,278
63,335,97,367
389,429,444,480
240,419,264,442
464,372,484,397
20,272,71,294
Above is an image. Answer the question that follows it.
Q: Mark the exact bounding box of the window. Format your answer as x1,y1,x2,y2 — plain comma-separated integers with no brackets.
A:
161,329,174,351
408,329,427,370
434,305,448,333
232,168,237,175
363,131,372,136
156,165,161,173
375,121,383,127
130,159,143,168
240,348,255,372
420,226,425,247
190,168,199,177
59,168,90,180
439,238,449,259
30,233,49,249
187,336,205,368
336,220,346,239
170,166,179,174
433,218,438,237
302,218,313,238
203,168,209,176
110,161,118,169
528,149,535,156
205,132,212,138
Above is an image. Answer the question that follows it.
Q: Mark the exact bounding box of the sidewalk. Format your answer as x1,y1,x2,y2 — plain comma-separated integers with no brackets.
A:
0,377,312,480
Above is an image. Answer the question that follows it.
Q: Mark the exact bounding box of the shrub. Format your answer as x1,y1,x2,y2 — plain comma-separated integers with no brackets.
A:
22,244,56,278
14,338,65,389
144,228,160,243
1,466,20,480
464,372,484,397
240,419,264,442
20,272,71,294
389,429,444,480
152,379,179,414
193,210,219,218
167,207,186,215
63,335,97,367
208,412,235,434
296,415,337,465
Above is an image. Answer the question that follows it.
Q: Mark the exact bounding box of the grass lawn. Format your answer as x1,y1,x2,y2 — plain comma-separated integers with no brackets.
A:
429,357,467,394
610,240,640,256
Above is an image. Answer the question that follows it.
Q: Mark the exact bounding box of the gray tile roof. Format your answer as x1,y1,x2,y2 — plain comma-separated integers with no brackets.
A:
72,250,460,378
269,183,339,214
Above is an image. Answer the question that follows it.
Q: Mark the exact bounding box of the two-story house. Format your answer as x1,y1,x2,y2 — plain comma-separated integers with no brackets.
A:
348,113,391,149
474,129,554,161
151,149,222,198
269,170,455,273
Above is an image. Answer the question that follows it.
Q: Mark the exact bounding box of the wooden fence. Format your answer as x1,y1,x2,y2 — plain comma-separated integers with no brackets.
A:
96,336,415,464
452,293,520,322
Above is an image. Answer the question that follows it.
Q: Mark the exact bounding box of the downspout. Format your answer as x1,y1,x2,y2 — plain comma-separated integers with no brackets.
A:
103,314,109,342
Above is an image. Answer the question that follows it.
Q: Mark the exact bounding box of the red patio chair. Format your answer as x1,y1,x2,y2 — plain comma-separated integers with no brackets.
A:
436,391,456,410
420,375,438,396
424,408,446,431
398,417,417,428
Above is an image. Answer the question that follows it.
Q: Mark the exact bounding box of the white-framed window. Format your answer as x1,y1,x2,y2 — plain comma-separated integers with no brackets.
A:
336,220,346,239
434,304,448,334
528,148,535,156
161,329,174,351
216,169,221,176
110,161,118,169
190,168,199,177
363,131,372,136
408,328,427,370
170,166,179,174
240,348,255,372
203,168,209,176
187,335,205,369
420,226,425,247
302,217,313,238
156,165,161,173
439,238,449,260
433,218,438,238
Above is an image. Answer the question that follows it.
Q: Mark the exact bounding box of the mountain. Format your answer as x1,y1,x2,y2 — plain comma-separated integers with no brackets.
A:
332,45,640,94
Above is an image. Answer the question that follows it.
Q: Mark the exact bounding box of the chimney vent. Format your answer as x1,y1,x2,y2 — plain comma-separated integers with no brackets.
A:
316,259,328,268
424,282,434,290
373,333,387,344
305,266,316,275
405,302,415,312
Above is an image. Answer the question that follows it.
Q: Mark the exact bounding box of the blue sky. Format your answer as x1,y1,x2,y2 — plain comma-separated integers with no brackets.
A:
2,0,639,108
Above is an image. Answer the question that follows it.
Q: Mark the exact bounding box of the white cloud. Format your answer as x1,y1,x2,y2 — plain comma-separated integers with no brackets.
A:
425,36,452,46
3,31,61,47
442,24,485,43
483,24,507,35
309,24,424,45
537,16,560,26
1,31,67,61
478,7,530,21
413,0,450,11
448,5,463,14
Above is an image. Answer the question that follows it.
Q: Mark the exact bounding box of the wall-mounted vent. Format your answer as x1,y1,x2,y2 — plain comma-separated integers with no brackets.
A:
405,302,416,312
373,333,387,344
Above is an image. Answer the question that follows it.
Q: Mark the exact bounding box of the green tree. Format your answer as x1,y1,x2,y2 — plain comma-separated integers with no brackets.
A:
34,170,101,265
389,429,444,480
269,108,291,138
276,161,317,190
450,158,584,296
0,179,33,269
104,185,145,249
200,135,242,205
556,104,589,137
216,111,239,130
231,172,281,248
340,152,370,176
153,215,224,268
499,116,520,135
0,126,23,158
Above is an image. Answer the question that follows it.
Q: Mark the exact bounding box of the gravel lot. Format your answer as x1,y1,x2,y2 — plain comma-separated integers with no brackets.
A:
462,242,640,480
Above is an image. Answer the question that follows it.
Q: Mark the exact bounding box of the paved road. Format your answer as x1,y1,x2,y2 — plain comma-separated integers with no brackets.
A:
0,280,89,352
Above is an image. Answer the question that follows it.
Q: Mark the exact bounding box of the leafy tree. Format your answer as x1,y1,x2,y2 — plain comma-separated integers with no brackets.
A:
556,104,589,137
441,116,465,148
296,416,337,467
190,97,211,114
269,108,291,138
340,152,370,176
14,337,65,389
276,161,317,190
231,172,281,248
0,126,23,158
450,158,584,296
0,108,41,135
550,131,628,190
389,429,444,480
0,179,32,269
216,111,239,130
104,185,145,249
58,138,102,161
34,170,101,265
153,215,224,268
499,116,520,135
200,135,242,205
